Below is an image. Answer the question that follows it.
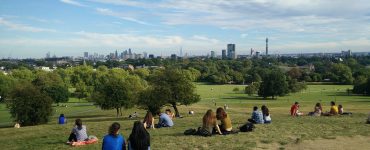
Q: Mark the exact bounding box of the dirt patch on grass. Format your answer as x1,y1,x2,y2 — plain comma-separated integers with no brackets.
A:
285,136,370,150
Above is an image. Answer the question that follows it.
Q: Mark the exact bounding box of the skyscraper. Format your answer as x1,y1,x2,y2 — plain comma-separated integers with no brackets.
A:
227,44,236,59
222,49,226,59
210,51,215,58
266,38,268,56
84,52,88,58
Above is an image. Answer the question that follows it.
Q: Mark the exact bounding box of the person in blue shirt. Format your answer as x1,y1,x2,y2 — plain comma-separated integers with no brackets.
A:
128,121,150,150
102,122,126,150
248,106,264,124
156,111,174,128
58,114,66,124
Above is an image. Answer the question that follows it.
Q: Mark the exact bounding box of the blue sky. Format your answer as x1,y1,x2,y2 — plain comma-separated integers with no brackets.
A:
1,0,370,58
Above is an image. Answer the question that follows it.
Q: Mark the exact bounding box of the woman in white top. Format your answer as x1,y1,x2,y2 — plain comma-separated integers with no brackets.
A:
261,105,271,124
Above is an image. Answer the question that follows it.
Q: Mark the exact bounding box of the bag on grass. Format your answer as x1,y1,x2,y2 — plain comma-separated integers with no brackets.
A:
184,128,197,135
197,127,212,137
239,123,255,132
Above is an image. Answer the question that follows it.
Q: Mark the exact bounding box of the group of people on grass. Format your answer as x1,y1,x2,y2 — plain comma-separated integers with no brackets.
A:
247,105,271,124
201,107,233,135
291,101,352,117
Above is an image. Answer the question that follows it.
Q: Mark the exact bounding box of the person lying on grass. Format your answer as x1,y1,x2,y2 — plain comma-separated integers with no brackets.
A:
338,104,352,115
102,122,126,150
248,106,264,124
128,121,150,150
68,119,88,142
216,107,233,133
261,105,272,124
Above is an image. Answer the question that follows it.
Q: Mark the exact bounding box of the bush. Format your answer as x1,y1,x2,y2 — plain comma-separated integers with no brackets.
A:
7,82,53,126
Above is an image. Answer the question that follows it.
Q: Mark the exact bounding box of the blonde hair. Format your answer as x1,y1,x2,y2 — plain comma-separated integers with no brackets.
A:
203,109,216,128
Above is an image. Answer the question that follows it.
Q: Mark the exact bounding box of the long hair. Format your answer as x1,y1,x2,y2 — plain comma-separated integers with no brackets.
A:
216,107,227,120
315,103,322,111
109,122,121,137
143,111,153,126
203,109,216,128
75,119,82,130
261,105,269,116
129,121,150,150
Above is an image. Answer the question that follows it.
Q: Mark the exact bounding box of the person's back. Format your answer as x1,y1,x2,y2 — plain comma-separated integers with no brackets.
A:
159,113,174,127
128,121,150,150
72,125,88,141
290,103,299,116
59,116,66,124
220,115,232,131
103,122,126,150
103,134,125,150
252,110,264,124
330,105,338,115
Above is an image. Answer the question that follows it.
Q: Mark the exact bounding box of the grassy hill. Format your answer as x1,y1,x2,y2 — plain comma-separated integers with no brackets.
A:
0,84,369,150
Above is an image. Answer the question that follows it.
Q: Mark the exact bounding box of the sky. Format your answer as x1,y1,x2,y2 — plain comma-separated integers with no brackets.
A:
1,0,370,58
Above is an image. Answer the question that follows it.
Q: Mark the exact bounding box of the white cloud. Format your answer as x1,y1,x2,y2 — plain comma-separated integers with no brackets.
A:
60,0,87,7
240,33,248,38
0,17,56,32
192,35,219,44
96,8,150,25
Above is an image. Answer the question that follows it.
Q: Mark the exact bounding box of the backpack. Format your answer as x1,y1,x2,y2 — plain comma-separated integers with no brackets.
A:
239,123,255,132
184,128,197,135
196,127,212,137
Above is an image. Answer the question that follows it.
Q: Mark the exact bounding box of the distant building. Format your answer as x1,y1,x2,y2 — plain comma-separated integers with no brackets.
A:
222,49,227,59
171,54,177,59
46,52,51,59
210,51,216,58
227,44,236,59
266,38,268,55
250,48,254,56
256,51,260,57
84,52,88,58
341,50,352,57
143,52,148,59
149,54,155,59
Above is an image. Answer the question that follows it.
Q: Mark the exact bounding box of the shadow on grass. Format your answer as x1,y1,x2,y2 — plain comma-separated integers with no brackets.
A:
68,114,108,119
83,117,139,123
222,96,275,101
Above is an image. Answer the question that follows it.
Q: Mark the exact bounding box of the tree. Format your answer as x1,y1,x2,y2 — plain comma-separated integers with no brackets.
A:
353,76,368,95
138,87,167,115
149,68,200,117
258,70,289,99
93,73,145,117
331,63,353,84
75,81,89,100
32,71,69,104
10,67,35,82
7,82,53,126
287,67,302,80
245,82,260,96
288,78,307,93
43,85,69,105
0,73,15,102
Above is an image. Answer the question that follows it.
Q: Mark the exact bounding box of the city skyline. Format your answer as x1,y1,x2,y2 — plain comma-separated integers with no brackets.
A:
1,0,370,58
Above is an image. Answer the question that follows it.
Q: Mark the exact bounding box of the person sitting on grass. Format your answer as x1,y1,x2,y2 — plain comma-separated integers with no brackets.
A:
202,109,222,135
338,104,352,115
216,107,232,133
143,111,155,129
68,119,88,142
128,121,150,150
323,101,338,116
165,109,175,120
102,122,126,150
290,102,303,116
58,114,67,124
248,106,264,124
156,110,174,128
367,113,370,124
261,105,271,124
308,103,322,116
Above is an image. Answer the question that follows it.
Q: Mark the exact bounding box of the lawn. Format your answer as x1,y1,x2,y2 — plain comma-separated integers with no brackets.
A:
0,84,369,150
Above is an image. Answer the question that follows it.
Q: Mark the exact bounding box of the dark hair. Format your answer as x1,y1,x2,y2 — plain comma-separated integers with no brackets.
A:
143,111,153,126
331,101,335,106
129,121,150,150
295,102,299,105
315,103,322,110
338,104,343,109
216,107,227,120
59,114,64,117
165,109,171,112
75,119,82,130
253,106,258,111
109,122,121,137
261,105,269,116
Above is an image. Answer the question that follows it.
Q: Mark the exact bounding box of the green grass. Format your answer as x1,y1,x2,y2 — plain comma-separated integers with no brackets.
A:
0,84,369,149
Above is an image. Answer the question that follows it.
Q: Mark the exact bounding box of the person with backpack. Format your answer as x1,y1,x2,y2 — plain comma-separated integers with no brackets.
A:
102,122,126,150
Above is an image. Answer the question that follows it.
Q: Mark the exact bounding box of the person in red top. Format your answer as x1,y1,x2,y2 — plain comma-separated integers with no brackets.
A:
290,102,303,116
